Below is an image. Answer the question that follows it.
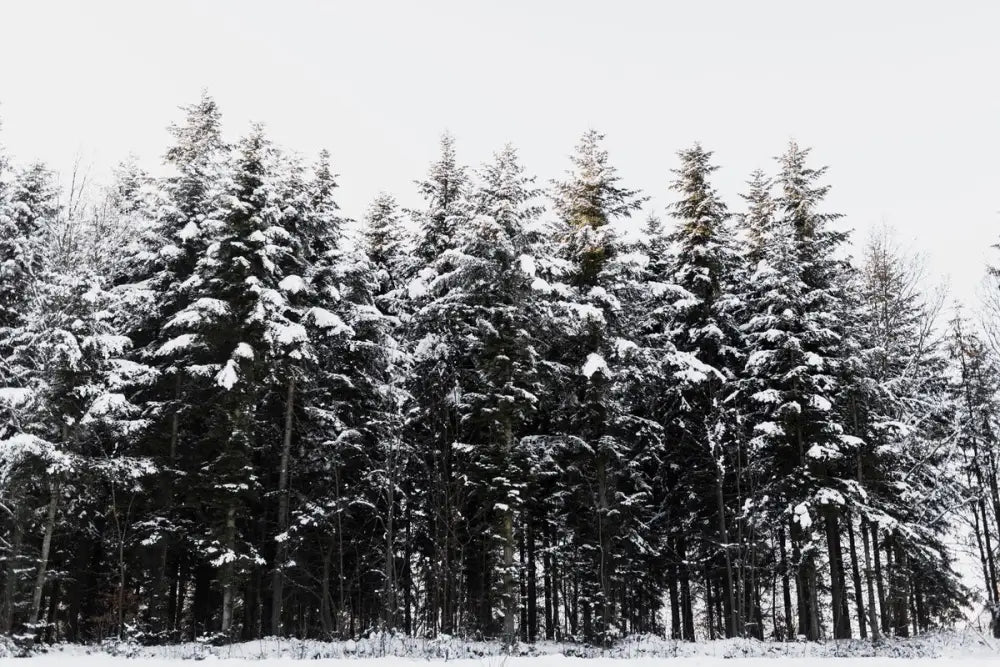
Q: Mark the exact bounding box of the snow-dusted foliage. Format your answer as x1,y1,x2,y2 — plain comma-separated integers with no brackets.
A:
0,100,989,651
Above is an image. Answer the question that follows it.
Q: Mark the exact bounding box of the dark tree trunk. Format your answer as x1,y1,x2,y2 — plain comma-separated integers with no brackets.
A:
404,502,412,636
527,518,537,642
678,535,694,641
846,513,867,639
667,551,681,639
824,510,851,639
890,538,910,638
871,523,889,635
715,474,738,637
191,560,215,639
778,526,794,640
543,526,553,640
859,517,880,642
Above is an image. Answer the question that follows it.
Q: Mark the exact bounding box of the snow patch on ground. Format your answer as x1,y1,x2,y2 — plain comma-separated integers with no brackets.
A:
10,631,999,661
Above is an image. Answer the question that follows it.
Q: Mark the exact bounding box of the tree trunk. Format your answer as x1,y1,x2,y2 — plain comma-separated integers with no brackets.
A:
320,541,334,638
860,517,880,642
158,375,181,635
527,518,537,642
596,455,612,644
979,499,999,603
678,535,695,640
715,473,738,637
846,513,866,639
519,528,528,642
890,538,909,637
667,548,680,639
543,526,553,640
220,504,237,635
706,567,716,640
384,486,396,631
28,480,60,634
2,499,24,634
404,502,412,636
501,510,516,645
871,523,889,634
501,417,517,647
271,376,295,636
824,509,851,638
778,526,793,640
550,526,560,640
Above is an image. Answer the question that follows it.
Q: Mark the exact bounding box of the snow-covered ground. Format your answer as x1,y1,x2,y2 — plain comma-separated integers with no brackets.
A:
6,632,999,663
5,654,1000,667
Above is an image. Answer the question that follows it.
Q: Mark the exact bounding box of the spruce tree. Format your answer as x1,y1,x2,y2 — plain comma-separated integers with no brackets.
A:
739,143,852,640
664,144,743,637
548,129,646,644
117,92,229,639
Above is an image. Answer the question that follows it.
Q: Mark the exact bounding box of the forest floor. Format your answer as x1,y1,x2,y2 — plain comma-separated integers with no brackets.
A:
6,630,1000,662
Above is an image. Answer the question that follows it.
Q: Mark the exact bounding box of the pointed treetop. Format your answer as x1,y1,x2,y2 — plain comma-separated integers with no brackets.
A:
667,143,729,239
775,140,841,239
165,91,225,167
552,129,646,230
414,132,469,263
740,168,775,260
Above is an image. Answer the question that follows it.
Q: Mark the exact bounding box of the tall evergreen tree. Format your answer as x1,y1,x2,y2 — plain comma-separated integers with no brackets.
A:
404,133,473,636
739,142,853,640
413,133,469,266
548,129,647,644
663,144,743,638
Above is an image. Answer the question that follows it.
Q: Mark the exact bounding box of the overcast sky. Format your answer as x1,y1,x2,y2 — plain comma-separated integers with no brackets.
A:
1,0,997,303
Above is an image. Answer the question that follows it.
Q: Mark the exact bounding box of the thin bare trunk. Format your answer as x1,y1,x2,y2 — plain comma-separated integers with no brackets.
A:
221,504,236,634
271,376,295,636
501,417,517,647
715,473,737,637
860,517,880,642
29,480,59,632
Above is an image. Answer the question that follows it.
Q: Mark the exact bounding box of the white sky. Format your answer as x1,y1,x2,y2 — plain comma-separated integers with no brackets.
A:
1,0,997,303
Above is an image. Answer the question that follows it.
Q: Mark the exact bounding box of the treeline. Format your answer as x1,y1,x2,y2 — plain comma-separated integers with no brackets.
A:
0,94,997,647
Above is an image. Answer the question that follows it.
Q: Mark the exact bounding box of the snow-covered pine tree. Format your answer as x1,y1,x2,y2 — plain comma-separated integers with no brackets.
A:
0,153,62,638
113,92,230,639
357,190,414,632
403,134,474,636
738,142,853,640
947,311,1000,636
0,264,153,641
663,144,743,638
269,148,395,639
363,193,412,323
613,212,695,640
413,133,469,267
173,124,297,636
547,129,647,644
441,144,546,644
262,149,316,637
0,162,56,338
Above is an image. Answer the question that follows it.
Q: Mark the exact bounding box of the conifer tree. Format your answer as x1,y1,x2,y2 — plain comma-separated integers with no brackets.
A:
363,193,411,316
1,267,152,640
404,134,476,636
548,129,646,644
456,145,546,644
739,143,852,640
664,144,743,637
413,133,469,266
947,312,999,635
118,92,230,639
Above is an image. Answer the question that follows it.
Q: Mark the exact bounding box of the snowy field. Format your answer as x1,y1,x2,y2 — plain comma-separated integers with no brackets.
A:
5,633,1000,663
5,654,1000,667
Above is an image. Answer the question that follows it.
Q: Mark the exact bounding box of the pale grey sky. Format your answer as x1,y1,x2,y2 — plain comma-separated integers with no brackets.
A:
1,0,997,302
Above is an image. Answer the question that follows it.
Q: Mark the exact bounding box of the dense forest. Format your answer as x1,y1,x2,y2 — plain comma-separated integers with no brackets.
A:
1,94,998,648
